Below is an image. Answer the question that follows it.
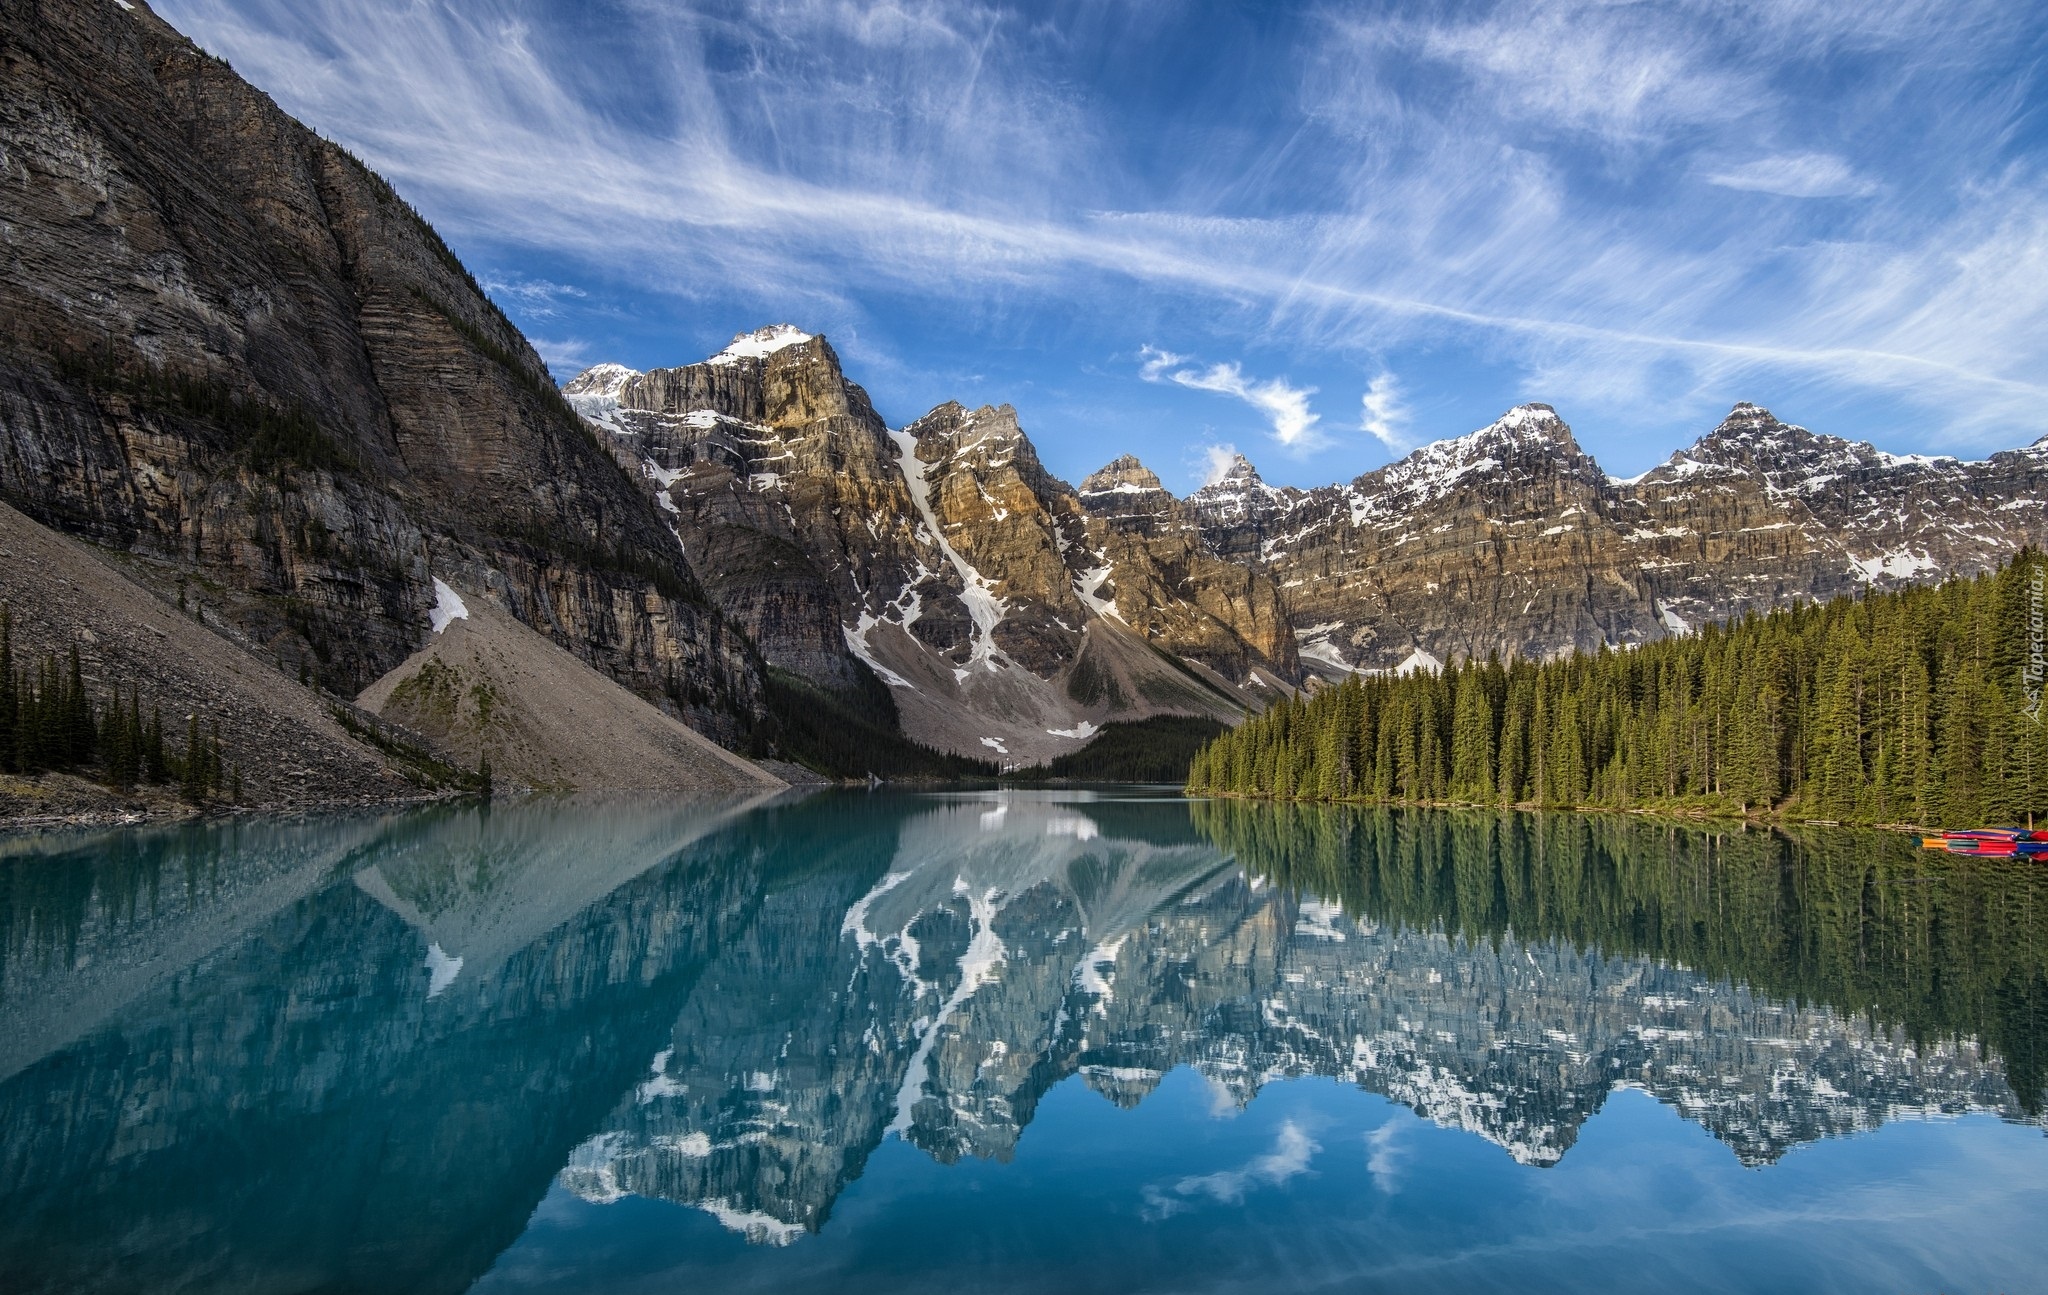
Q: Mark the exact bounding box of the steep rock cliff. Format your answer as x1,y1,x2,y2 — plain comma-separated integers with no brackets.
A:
0,0,765,747
569,342,1292,762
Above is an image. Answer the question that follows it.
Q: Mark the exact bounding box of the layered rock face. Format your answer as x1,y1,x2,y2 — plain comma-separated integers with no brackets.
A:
0,0,764,745
1629,402,2048,629
1192,405,1663,671
569,343,1294,762
1192,403,2048,673
1076,455,1297,683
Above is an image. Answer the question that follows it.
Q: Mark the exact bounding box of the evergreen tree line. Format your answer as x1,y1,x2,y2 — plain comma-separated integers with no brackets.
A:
1193,800,2048,1111
1188,554,2048,827
0,608,241,804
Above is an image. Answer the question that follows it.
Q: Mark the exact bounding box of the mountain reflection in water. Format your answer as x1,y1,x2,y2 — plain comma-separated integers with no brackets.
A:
0,790,2043,1294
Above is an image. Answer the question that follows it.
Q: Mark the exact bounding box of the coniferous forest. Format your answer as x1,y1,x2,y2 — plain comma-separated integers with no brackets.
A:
1188,554,2048,827
0,607,239,804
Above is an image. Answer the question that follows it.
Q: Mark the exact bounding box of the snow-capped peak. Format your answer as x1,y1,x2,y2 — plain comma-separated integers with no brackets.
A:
1366,404,1579,501
562,362,640,398
706,324,814,366
1193,454,1278,499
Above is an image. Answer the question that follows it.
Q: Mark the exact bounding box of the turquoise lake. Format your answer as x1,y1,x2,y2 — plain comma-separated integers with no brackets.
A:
2,789,2045,1293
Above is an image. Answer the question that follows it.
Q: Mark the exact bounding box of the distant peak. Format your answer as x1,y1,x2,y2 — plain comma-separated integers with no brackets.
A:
1405,404,1576,463
1081,455,1165,496
1196,453,1266,493
705,324,813,367
1491,403,1565,433
562,362,639,398
1220,453,1263,482
1714,402,1786,430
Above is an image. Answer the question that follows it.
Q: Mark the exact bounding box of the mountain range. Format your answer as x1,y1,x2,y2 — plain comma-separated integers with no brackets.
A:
1,0,2044,797
564,331,2048,765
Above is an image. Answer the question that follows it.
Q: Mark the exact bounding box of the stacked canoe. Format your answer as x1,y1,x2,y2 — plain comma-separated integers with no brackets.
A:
1921,828,2048,857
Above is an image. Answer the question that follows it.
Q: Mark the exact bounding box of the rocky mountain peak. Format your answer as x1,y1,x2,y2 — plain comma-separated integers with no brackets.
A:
1079,455,1166,497
562,363,640,399
705,324,814,367
1188,454,1286,525
1214,453,1265,488
1364,403,1592,509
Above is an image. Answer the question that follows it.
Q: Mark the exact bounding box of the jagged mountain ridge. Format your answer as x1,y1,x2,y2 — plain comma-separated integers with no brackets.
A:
568,332,1295,764
574,328,2048,701
1188,401,2048,672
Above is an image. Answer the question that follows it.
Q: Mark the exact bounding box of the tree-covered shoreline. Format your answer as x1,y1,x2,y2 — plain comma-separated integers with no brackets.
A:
1189,554,2048,828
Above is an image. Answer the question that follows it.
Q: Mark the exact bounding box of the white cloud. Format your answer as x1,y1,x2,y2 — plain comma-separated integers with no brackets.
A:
1138,344,1186,382
1365,1120,1408,1194
152,0,2048,453
481,274,588,317
1141,1120,1318,1219
528,336,594,376
1199,442,1241,487
1703,152,1878,198
1360,371,1410,454
1396,2,1763,146
1141,348,1321,449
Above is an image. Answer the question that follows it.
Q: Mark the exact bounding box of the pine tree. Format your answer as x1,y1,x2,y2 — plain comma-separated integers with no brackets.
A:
145,706,167,784
1449,668,1495,803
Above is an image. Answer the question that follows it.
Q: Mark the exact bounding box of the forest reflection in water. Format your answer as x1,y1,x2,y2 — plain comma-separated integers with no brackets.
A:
0,790,2041,1294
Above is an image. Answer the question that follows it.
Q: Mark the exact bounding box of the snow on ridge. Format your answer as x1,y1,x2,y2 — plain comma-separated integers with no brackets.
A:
887,885,1008,1136
843,614,916,689
707,324,813,366
1074,561,1124,623
890,429,1010,671
692,1198,806,1246
564,362,640,398
429,579,469,633
1377,648,1442,676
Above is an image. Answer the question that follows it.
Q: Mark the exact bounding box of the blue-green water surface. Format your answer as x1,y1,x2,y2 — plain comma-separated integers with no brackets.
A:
1,789,2044,1293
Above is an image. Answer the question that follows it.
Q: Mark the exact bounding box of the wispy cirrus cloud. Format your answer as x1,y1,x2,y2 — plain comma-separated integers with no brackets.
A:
481,274,589,318
1141,1121,1319,1219
1360,371,1410,454
1703,152,1878,199
1141,346,1321,449
150,0,2048,464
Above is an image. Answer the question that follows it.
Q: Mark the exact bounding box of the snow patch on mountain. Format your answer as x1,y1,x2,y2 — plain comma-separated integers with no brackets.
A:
708,325,813,366
1074,563,1123,622
1851,549,1939,582
843,614,916,689
429,579,469,633
890,429,1009,671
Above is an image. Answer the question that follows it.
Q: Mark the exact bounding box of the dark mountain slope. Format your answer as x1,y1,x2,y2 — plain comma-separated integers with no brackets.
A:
0,0,765,745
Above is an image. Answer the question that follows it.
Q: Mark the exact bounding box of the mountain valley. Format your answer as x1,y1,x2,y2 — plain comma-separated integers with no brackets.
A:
1,0,2045,800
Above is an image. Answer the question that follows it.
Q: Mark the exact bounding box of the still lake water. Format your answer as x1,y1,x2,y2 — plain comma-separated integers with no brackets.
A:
2,788,2045,1294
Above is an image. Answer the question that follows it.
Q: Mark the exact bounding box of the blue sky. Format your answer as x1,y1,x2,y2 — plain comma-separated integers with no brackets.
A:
158,0,2048,489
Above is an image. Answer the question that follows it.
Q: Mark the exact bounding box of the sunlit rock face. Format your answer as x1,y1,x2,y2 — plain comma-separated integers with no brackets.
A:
1190,403,2048,674
566,348,1292,762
